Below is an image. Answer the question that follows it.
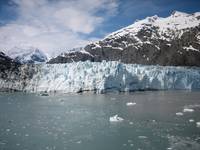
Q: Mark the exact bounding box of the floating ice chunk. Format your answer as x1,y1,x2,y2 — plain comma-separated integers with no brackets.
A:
129,122,133,125
76,141,82,144
138,136,148,139
196,122,200,128
189,119,194,122
109,115,124,122
126,102,136,106
6,129,10,132
110,97,116,100
183,108,194,112
176,112,183,116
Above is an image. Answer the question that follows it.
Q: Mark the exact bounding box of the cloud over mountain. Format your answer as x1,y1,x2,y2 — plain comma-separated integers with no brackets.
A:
0,0,118,56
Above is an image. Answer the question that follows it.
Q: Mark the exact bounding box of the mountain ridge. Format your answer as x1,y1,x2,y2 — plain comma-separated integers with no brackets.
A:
6,47,48,64
48,11,200,66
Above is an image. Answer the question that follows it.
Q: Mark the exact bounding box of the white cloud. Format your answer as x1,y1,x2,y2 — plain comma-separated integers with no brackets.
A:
0,0,118,56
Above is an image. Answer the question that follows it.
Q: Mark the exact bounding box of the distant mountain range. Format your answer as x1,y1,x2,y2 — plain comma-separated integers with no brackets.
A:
1,11,200,67
5,47,48,64
49,11,200,66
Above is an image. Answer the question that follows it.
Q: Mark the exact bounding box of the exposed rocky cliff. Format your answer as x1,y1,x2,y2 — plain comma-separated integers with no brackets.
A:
48,11,200,66
0,52,38,91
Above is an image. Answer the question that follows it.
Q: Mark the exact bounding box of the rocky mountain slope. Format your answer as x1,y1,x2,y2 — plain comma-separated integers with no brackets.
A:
49,11,200,66
0,52,38,91
6,47,48,64
0,52,20,78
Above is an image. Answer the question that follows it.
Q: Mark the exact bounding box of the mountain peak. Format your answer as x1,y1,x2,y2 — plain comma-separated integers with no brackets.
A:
6,47,47,64
171,11,189,17
105,11,200,40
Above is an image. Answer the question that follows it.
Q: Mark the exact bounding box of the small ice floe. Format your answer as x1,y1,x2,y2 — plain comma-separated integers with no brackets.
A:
138,136,148,139
76,141,82,144
128,140,132,143
110,97,116,101
196,122,200,128
126,102,136,106
129,122,133,125
183,108,194,113
152,120,156,123
189,119,194,123
176,112,183,116
6,129,10,132
109,115,124,122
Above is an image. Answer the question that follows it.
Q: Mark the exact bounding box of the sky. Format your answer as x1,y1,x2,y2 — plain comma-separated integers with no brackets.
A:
0,0,199,56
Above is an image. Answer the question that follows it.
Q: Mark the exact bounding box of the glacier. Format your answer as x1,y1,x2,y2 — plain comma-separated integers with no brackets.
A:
1,61,200,93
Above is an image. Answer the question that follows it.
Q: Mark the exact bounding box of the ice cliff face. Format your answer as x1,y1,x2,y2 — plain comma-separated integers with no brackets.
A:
49,11,200,66
1,61,200,93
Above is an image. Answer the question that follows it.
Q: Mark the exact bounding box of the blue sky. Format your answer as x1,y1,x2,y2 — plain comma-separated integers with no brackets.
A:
0,0,199,55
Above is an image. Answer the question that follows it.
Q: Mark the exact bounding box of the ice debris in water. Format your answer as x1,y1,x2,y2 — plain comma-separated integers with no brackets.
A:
109,115,124,122
126,102,136,106
196,122,200,128
183,108,194,112
189,119,194,122
176,112,183,116
129,122,133,125
138,136,148,139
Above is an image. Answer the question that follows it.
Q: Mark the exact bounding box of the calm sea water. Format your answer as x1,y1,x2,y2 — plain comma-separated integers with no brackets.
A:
0,91,200,150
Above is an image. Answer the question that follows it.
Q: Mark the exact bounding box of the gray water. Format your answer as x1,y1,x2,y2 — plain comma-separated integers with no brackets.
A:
0,91,200,150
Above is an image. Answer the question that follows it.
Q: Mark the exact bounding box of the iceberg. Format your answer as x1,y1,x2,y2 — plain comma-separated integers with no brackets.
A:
126,102,136,106
183,108,194,113
109,115,124,122
1,61,200,93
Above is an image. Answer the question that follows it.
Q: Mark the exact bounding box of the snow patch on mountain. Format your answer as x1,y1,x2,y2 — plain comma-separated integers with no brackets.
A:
89,11,200,49
183,45,200,52
106,11,200,40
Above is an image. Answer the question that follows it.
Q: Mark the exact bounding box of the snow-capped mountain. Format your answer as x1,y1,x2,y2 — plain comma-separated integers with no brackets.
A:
6,47,48,64
49,11,200,66
1,11,200,93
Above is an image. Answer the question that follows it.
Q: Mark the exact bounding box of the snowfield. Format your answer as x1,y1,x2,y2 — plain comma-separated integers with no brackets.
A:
1,61,200,93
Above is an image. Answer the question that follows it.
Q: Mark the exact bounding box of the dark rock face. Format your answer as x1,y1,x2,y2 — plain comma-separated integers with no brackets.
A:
48,12,200,67
0,52,21,78
0,52,38,91
48,51,95,64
